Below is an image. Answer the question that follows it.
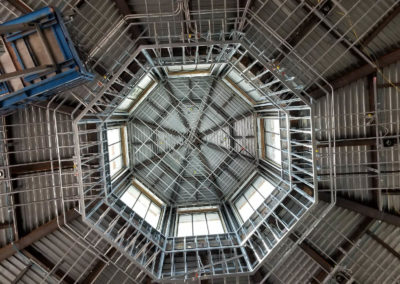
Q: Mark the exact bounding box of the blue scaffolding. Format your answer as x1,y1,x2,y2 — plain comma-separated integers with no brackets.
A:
0,6,93,113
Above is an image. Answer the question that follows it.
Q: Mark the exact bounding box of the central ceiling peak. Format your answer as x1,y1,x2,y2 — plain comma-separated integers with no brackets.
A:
128,76,257,205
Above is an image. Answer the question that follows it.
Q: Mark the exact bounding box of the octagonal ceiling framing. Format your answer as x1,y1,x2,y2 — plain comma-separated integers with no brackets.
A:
129,76,257,204
68,12,321,281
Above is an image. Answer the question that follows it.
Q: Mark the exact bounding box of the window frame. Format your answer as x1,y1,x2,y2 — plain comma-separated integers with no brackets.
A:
107,125,129,179
119,181,164,230
232,174,276,224
261,118,282,166
175,207,227,237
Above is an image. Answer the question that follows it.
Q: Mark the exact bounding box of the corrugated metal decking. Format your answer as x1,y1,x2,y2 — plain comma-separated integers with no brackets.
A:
0,0,399,283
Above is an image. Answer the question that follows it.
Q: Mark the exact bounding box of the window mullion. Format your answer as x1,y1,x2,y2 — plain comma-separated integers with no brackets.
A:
143,201,151,220
131,192,142,209
108,154,123,163
205,213,210,235
191,214,194,237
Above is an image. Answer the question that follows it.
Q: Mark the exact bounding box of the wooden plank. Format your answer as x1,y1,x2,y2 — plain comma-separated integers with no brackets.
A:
0,41,24,91
224,77,256,105
289,234,333,272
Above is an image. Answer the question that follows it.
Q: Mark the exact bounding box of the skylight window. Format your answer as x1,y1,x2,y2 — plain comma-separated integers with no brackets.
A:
107,126,129,178
120,184,162,229
264,119,282,165
167,64,212,77
224,68,263,103
234,176,275,222
118,74,156,112
176,208,225,237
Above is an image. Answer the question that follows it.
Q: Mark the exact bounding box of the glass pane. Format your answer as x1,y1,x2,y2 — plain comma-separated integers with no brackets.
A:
133,194,151,219
193,213,208,236
118,97,133,111
108,142,122,161
245,186,264,211
235,196,254,222
266,132,280,149
177,214,192,237
110,156,123,177
206,213,224,234
107,128,121,145
266,146,281,164
255,177,275,199
265,119,280,134
146,203,161,228
120,186,140,208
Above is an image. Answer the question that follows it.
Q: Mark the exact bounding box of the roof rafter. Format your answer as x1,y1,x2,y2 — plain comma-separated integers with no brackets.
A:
0,208,80,262
319,193,400,227
311,47,400,99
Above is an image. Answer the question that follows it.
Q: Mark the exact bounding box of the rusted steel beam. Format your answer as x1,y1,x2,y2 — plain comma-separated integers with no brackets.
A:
111,0,131,16
311,217,374,283
0,208,80,262
311,48,400,99
359,3,400,46
0,221,14,230
319,193,400,227
9,160,74,175
23,247,75,284
83,247,117,283
366,230,400,261
5,0,32,14
289,234,334,272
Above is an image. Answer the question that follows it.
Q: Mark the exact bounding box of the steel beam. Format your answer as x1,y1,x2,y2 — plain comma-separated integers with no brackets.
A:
310,217,374,283
317,137,376,148
382,189,400,196
12,160,75,175
319,193,400,227
4,0,32,14
0,208,80,262
23,246,75,284
83,247,117,283
359,3,400,46
259,118,266,159
366,230,400,261
368,74,381,209
111,0,131,15
298,0,370,64
0,221,14,230
311,47,400,99
11,263,31,284
164,82,191,130
9,160,74,175
289,234,333,272
170,146,192,201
